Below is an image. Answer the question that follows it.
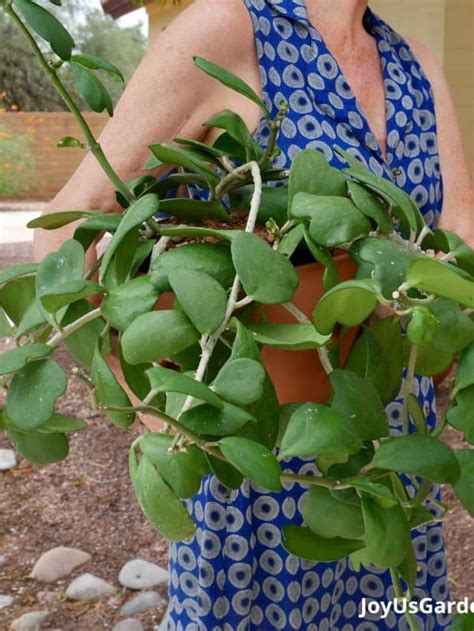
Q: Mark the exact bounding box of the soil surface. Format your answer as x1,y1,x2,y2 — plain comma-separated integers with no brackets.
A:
0,242,472,631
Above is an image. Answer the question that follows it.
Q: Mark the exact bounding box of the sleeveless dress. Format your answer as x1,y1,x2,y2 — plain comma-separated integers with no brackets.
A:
163,2,449,629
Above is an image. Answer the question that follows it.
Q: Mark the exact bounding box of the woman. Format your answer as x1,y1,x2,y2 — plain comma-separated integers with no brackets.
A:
35,1,473,629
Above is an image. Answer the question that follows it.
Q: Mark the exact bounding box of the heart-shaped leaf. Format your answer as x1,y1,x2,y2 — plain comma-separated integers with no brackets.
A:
347,181,392,234
429,299,474,354
121,310,200,365
212,358,265,405
288,149,347,207
99,195,160,283
132,454,196,540
101,276,160,332
231,232,299,304
6,359,67,430
302,486,365,539
139,433,209,499
150,243,235,292
330,370,390,441
313,279,380,335
455,342,474,391
372,434,461,483
243,322,329,350
0,343,53,376
0,277,36,325
169,269,227,335
8,429,69,465
179,401,255,436
424,228,474,276
280,402,362,457
205,453,244,489
282,525,364,561
0,263,38,289
39,280,102,313
218,436,282,492
62,300,107,368
146,365,223,409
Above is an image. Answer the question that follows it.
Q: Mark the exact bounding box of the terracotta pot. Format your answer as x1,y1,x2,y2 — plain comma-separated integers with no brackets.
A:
258,254,357,404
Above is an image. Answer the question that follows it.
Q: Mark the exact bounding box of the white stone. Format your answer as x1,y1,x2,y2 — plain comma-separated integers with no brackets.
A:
0,449,16,471
31,546,91,583
118,559,169,590
120,591,164,616
65,573,116,601
0,555,6,567
10,610,50,631
0,594,14,609
112,619,144,631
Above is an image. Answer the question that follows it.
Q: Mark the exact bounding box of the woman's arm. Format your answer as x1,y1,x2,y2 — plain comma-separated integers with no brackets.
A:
33,0,255,262
408,39,474,243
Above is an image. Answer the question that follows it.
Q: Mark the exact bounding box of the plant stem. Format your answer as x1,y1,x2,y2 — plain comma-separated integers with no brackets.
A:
170,161,263,448
389,570,419,631
280,473,351,490
401,344,419,434
48,308,102,348
431,413,448,438
5,4,134,205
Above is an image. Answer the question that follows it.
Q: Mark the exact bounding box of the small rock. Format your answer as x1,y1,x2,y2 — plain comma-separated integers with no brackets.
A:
112,619,144,631
10,610,50,631
66,573,116,601
31,546,91,583
0,555,6,567
0,594,14,609
118,559,169,590
36,591,58,607
120,591,163,616
0,449,16,471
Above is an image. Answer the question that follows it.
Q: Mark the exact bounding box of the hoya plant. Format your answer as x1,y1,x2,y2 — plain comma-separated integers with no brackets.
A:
0,3,473,630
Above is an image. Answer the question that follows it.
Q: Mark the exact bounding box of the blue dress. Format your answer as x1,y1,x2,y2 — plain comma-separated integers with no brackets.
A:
164,1,449,629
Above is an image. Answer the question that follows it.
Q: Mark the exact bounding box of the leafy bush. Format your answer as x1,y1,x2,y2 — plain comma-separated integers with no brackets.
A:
0,121,35,198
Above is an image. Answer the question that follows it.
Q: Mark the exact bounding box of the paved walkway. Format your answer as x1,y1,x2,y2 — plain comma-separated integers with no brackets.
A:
0,201,46,244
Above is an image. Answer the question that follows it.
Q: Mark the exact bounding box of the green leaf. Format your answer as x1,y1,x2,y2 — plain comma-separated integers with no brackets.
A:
139,433,209,498
70,53,124,82
101,276,160,332
282,525,364,561
14,0,75,59
57,136,83,148
406,258,474,308
397,542,417,597
350,479,397,508
330,370,390,441
74,213,122,250
346,321,402,405
180,401,255,436
205,453,244,489
361,495,411,569
0,343,53,376
0,309,13,338
402,340,453,377
212,358,265,405
447,387,474,444
0,263,38,289
451,613,474,631
133,454,196,540
288,149,346,207
409,506,437,530
27,211,92,230
257,186,289,227
243,322,329,350
99,195,160,283
119,346,154,402
371,434,461,483
325,443,375,481
91,344,135,429
174,136,227,160
62,300,107,368
429,299,474,354
0,276,36,325
407,393,427,434
231,232,299,304
193,56,270,118
456,342,474,391
39,280,102,313
146,366,223,409
6,359,67,430
277,223,305,258
312,279,380,335
280,402,362,457
149,144,219,185
159,198,228,222
150,243,235,292
218,436,281,492
169,269,227,335
204,110,255,150
158,225,238,241
290,193,371,247
35,414,87,434
351,237,417,299
425,228,474,276
302,486,365,539
347,181,392,234
302,226,339,291
8,429,69,465
70,61,113,115
121,310,200,365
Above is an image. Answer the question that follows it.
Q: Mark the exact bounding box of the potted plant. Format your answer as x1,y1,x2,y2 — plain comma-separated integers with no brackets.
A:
0,3,473,630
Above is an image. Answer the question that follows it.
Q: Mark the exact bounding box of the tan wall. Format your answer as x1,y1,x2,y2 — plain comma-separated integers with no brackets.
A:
1,112,107,200
147,0,194,41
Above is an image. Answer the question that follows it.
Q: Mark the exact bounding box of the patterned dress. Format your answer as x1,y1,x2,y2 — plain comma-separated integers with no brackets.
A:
164,1,449,629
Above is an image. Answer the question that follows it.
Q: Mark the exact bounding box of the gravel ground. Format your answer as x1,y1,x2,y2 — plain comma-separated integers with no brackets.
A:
0,242,472,631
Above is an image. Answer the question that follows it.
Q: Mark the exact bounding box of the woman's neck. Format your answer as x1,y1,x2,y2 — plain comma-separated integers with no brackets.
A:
305,0,370,51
